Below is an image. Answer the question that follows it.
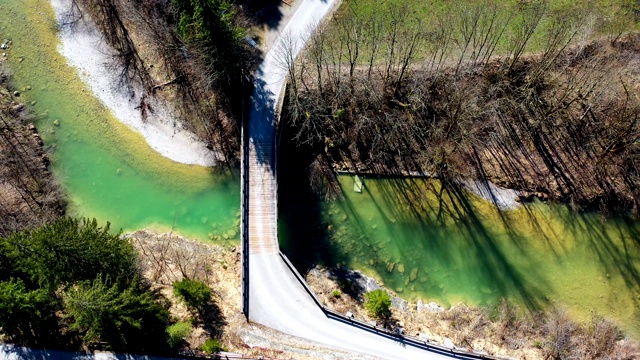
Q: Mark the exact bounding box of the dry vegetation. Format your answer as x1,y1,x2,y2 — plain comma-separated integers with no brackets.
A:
284,1,640,215
306,266,640,359
130,230,368,360
129,230,243,354
0,67,64,237
64,0,261,164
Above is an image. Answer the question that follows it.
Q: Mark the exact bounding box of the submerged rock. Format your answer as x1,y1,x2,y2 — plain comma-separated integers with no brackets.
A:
409,268,418,282
386,262,395,273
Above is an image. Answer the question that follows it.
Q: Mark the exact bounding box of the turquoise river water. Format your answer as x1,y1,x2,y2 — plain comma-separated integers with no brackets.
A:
2,0,639,340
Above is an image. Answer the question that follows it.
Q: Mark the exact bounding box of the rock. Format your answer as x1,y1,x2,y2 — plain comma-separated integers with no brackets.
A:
536,192,549,201
1,40,9,49
345,311,353,318
386,262,395,273
418,333,429,341
443,338,455,349
409,268,418,282
13,91,19,97
362,276,382,292
417,299,424,311
391,295,408,311
426,301,444,312
518,192,536,203
33,135,43,146
307,267,322,278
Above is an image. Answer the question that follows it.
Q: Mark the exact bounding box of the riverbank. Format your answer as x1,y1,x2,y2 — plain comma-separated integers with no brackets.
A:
305,264,640,359
336,169,522,210
288,30,640,215
0,64,64,236
0,0,240,241
129,230,399,360
50,0,218,166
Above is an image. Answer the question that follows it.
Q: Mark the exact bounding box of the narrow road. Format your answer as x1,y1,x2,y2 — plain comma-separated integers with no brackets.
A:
245,1,457,358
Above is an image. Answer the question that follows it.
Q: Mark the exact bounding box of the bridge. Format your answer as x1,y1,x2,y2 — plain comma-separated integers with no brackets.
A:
239,1,502,359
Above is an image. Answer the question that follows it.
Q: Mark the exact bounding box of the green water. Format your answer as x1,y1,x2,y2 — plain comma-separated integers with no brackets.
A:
4,0,640,341
0,0,239,242
281,175,640,338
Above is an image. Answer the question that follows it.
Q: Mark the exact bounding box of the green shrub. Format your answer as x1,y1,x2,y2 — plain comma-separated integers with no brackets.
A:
173,278,211,311
166,321,192,348
364,289,391,320
201,338,226,354
332,290,342,298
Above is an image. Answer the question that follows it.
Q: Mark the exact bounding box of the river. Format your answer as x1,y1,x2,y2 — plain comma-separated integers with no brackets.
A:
2,0,639,341
279,167,640,338
0,0,239,242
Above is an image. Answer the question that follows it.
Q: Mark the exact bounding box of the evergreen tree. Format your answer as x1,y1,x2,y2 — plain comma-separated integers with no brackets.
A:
0,217,170,351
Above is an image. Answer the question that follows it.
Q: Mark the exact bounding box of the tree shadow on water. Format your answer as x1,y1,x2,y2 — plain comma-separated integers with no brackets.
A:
440,182,549,311
336,175,550,312
555,209,640,301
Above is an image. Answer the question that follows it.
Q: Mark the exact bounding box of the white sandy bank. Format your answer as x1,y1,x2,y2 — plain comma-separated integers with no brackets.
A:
50,0,218,166
461,179,521,210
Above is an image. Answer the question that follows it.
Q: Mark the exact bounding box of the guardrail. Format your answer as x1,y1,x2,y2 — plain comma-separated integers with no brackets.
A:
240,82,250,319
278,252,509,360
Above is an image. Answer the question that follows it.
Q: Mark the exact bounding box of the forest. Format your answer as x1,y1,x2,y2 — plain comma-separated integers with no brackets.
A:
283,0,640,215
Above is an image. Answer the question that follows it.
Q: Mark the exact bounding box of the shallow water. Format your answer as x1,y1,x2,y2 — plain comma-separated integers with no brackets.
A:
0,0,239,242
281,175,640,338
4,0,640,341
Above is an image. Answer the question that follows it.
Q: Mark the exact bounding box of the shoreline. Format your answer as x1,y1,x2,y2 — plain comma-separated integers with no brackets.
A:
49,0,218,167
335,170,522,210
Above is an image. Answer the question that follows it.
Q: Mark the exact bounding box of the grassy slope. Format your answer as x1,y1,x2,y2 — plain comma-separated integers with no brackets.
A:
335,0,638,56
